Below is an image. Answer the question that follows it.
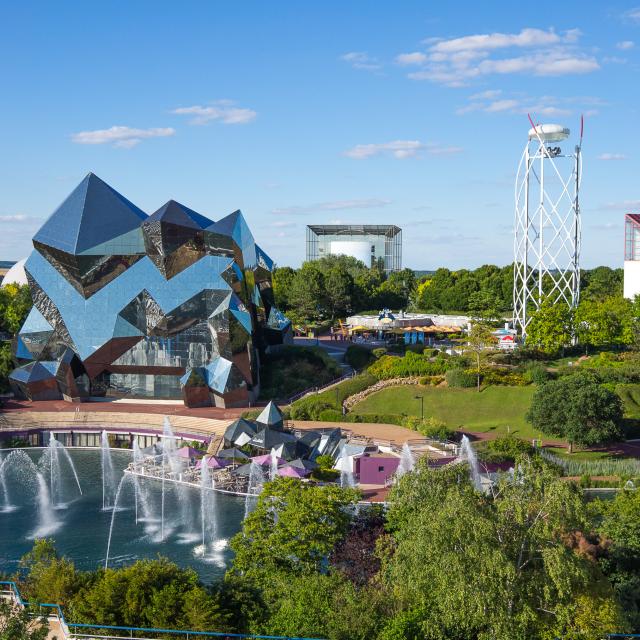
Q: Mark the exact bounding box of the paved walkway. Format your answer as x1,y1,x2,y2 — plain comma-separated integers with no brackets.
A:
1,399,246,420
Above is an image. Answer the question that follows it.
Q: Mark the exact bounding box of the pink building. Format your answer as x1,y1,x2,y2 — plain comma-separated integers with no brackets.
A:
355,454,400,485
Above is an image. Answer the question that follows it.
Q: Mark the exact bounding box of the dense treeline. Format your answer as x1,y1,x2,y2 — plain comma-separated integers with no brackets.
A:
274,258,623,323
10,464,640,640
274,255,416,324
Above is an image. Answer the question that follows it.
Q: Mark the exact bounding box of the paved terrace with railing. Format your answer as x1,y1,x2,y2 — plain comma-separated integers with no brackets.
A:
0,581,327,640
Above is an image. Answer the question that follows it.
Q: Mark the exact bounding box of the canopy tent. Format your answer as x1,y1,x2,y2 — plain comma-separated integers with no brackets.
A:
176,446,203,459
195,456,231,470
348,325,370,332
277,464,310,478
251,453,287,467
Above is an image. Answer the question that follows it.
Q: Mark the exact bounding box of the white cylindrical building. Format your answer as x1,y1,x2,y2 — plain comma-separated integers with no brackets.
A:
513,122,582,338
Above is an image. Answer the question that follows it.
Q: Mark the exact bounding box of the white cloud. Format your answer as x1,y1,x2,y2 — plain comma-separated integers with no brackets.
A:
624,7,640,22
341,52,381,71
172,102,257,125
401,27,599,86
272,199,392,216
598,153,628,161
0,214,39,223
456,91,598,118
344,140,426,159
71,126,175,148
395,52,428,65
617,40,635,50
344,140,463,159
430,27,562,53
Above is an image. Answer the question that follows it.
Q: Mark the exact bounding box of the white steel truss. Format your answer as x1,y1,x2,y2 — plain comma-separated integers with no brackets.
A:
513,126,582,339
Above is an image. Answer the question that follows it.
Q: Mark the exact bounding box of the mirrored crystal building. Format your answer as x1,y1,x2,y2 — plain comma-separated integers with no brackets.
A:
10,173,291,407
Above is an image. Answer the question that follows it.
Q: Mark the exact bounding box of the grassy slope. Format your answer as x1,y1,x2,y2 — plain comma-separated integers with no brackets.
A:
351,385,540,439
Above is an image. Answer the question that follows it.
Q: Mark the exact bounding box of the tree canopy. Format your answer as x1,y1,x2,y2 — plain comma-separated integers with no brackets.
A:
526,372,624,451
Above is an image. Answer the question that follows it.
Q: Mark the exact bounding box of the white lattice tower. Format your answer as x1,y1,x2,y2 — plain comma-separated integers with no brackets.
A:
513,121,582,339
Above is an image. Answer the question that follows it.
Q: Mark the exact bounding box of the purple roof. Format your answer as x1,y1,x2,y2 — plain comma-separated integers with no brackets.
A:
277,464,310,478
251,453,286,467
195,456,230,470
176,446,203,459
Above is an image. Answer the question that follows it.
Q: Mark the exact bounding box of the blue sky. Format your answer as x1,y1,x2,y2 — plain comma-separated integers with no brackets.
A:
1,1,639,269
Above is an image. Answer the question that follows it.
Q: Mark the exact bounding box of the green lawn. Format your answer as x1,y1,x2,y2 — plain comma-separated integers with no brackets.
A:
351,385,542,439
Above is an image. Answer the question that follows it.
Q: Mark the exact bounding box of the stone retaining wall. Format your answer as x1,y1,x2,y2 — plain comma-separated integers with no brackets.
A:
344,378,421,410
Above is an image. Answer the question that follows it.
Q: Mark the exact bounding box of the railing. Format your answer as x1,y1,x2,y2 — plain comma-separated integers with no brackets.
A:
285,372,354,405
0,581,326,640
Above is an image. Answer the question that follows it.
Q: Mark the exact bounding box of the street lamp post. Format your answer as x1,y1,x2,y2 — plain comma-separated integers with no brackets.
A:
414,395,424,421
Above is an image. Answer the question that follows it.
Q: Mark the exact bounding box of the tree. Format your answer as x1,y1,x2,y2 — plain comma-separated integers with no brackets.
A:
465,320,497,391
526,372,623,452
18,538,80,605
581,266,624,301
596,488,640,630
229,477,359,578
0,600,48,640
68,557,226,630
0,284,32,335
324,265,353,319
287,263,326,322
272,267,296,311
574,296,633,348
381,459,627,639
525,297,574,353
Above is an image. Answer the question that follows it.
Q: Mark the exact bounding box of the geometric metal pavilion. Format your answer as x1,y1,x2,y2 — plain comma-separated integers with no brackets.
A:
10,173,291,406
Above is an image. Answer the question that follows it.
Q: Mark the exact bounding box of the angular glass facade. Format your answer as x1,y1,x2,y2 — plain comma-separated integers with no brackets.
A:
306,225,402,273
10,173,291,407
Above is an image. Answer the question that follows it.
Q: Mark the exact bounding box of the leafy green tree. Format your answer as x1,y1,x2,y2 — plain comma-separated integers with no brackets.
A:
18,538,81,605
574,296,633,348
0,284,32,335
526,372,623,452
525,297,574,353
581,266,624,301
254,571,382,640
272,266,296,311
465,320,496,391
382,459,627,640
324,265,354,318
287,263,326,322
69,557,226,631
597,488,640,631
229,477,359,578
376,268,416,310
0,600,48,640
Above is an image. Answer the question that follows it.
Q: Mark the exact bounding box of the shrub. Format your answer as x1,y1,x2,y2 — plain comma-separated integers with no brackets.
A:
310,468,340,482
419,375,444,386
317,409,343,422
315,454,335,470
344,345,375,370
372,347,388,359
481,368,527,386
368,352,454,380
485,435,533,462
445,368,476,388
403,416,454,441
523,361,550,385
289,373,377,419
